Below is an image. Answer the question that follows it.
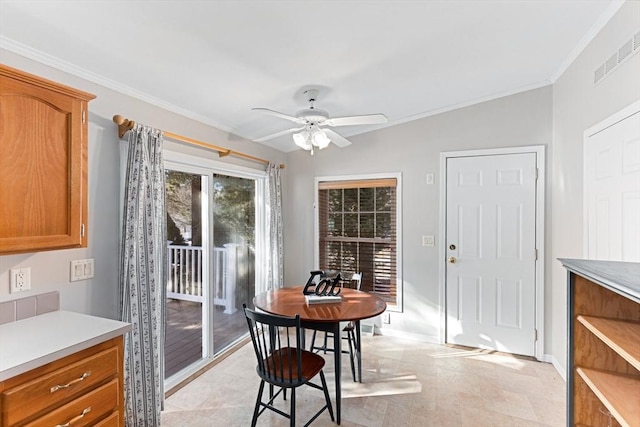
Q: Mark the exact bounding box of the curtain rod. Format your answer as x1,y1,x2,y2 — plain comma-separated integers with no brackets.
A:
112,115,284,169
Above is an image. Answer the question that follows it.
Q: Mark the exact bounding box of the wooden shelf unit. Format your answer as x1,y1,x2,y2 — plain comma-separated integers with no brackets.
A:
563,259,640,427
577,316,640,371
576,367,640,427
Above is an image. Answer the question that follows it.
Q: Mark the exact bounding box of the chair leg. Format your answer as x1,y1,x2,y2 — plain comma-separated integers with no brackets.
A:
322,331,328,354
310,330,317,351
346,331,356,382
322,332,327,354
354,329,361,382
290,388,296,427
320,370,335,421
252,380,265,427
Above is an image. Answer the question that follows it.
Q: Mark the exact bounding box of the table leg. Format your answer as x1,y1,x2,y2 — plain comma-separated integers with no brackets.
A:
333,322,341,424
355,320,362,383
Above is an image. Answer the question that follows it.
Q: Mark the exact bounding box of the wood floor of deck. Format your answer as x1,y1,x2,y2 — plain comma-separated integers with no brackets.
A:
165,299,248,378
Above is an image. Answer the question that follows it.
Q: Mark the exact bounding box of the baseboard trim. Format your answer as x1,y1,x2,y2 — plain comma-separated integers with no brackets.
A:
542,353,567,381
375,327,440,344
374,328,568,382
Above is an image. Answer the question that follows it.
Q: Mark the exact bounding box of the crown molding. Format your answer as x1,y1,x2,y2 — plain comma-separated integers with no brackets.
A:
0,36,235,134
379,79,552,131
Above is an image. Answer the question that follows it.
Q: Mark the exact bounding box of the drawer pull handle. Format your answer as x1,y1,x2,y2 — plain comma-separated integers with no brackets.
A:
50,371,91,393
55,406,91,427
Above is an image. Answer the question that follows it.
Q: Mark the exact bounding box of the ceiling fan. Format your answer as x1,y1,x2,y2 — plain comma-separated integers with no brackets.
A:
252,89,388,154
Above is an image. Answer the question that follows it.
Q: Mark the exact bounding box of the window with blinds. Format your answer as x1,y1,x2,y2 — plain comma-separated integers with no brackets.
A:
317,178,399,307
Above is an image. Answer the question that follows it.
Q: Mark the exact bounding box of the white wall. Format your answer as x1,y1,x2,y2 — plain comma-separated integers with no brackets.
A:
283,86,553,342
0,50,286,319
549,1,640,369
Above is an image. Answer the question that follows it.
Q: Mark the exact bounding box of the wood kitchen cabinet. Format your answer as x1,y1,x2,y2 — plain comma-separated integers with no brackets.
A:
561,259,640,427
0,64,95,254
0,337,124,427
0,311,130,427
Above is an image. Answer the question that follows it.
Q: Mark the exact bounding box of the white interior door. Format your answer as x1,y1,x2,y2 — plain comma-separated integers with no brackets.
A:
445,153,537,356
585,107,640,262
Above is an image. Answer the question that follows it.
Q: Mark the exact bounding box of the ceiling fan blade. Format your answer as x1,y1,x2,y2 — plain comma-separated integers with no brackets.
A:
323,128,352,148
324,113,388,127
252,108,306,124
254,126,306,142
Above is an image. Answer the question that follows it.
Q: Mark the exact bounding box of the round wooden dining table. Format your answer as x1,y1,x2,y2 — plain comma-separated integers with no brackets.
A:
253,286,386,424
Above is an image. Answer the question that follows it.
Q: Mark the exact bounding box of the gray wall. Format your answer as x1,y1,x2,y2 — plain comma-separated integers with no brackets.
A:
283,1,640,370
0,50,286,319
1,1,638,372
549,1,640,369
283,86,553,341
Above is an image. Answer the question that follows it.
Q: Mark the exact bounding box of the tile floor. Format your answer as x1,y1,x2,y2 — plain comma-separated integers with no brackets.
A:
162,334,566,426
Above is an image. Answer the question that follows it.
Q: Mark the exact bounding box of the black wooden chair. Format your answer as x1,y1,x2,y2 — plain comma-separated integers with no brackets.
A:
243,304,334,427
309,272,363,382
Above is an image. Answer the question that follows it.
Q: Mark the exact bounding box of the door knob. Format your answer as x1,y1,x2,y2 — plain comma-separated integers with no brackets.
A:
448,256,457,264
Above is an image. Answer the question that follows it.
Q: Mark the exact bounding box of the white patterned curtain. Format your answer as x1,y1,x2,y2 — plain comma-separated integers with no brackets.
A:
118,124,166,426
266,163,283,289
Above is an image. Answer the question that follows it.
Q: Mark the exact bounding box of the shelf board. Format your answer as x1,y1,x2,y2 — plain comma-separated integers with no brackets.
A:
576,367,640,427
578,315,640,370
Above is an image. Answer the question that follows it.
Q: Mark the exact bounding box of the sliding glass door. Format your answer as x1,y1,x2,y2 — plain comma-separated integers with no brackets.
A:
211,173,256,353
165,169,208,379
163,153,263,385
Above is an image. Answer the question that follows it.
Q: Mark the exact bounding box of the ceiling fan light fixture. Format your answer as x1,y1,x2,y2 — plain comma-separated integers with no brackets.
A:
312,130,331,149
255,88,387,152
293,131,312,150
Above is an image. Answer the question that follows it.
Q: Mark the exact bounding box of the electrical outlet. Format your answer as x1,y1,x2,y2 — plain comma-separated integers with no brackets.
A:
426,173,434,185
10,267,31,293
382,312,390,324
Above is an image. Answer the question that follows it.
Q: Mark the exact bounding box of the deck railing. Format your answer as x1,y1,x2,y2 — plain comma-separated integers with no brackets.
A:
167,244,239,314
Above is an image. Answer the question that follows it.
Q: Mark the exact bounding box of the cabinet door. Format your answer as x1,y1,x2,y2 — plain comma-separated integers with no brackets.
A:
0,70,90,253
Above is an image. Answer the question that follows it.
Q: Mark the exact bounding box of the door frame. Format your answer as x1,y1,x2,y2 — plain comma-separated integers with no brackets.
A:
438,145,546,360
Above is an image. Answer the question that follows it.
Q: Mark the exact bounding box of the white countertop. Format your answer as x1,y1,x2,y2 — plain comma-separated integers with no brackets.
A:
0,311,131,381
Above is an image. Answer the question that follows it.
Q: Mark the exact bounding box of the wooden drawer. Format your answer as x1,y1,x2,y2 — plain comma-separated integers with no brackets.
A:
1,346,118,426
23,379,118,427
93,412,120,427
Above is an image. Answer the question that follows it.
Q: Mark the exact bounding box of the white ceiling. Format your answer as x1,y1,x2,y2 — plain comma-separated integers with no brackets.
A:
0,0,620,152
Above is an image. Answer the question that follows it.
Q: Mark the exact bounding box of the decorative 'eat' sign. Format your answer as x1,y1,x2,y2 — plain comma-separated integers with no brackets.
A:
303,270,342,296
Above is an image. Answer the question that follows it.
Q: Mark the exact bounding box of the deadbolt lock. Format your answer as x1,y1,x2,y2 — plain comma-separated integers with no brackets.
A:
449,244,456,250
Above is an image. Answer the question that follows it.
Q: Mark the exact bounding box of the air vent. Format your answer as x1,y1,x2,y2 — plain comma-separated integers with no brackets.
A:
605,52,618,73
594,64,605,84
618,39,633,62
594,28,640,85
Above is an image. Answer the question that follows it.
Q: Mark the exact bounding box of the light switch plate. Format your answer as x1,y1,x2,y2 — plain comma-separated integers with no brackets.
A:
422,235,435,247
70,259,95,281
